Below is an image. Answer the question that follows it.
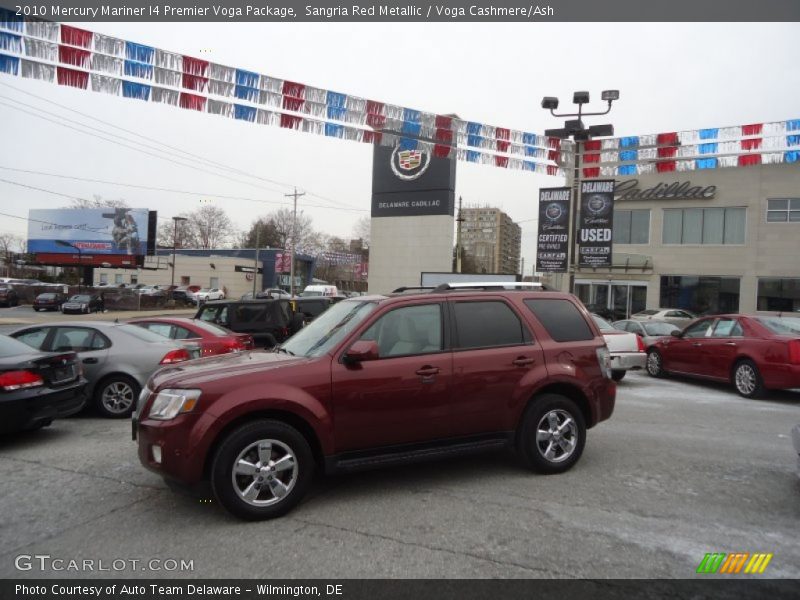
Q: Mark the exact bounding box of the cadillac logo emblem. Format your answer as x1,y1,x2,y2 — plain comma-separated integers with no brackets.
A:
390,145,431,181
586,194,610,215
545,203,563,221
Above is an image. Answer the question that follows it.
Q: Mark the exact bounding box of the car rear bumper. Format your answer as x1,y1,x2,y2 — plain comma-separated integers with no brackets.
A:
609,352,647,371
0,379,87,433
760,363,800,391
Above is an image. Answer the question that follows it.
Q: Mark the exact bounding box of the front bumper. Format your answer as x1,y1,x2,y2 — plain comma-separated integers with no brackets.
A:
791,424,800,478
0,379,87,433
609,352,647,371
134,412,207,485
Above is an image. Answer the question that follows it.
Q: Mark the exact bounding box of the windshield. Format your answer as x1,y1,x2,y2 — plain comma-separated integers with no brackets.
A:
69,295,91,302
0,335,42,358
643,322,680,336
756,317,800,335
281,300,378,358
635,309,659,316
592,315,615,331
300,291,323,297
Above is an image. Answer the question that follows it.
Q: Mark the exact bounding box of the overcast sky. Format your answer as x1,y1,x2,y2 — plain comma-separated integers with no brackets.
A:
1,22,798,273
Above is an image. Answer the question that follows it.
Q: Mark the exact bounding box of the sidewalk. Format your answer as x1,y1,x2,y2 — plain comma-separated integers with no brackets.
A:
0,307,197,326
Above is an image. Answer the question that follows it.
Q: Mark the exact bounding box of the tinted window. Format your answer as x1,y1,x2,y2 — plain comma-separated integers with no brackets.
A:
525,299,594,342
360,304,443,357
234,305,270,324
712,319,743,337
755,316,800,335
172,326,196,340
454,301,527,349
0,335,47,357
642,322,679,336
53,327,108,352
13,328,49,351
683,319,713,339
139,323,173,338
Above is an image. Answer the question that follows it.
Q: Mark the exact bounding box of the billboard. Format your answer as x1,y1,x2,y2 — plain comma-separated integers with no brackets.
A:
536,187,571,273
578,180,615,268
27,208,150,255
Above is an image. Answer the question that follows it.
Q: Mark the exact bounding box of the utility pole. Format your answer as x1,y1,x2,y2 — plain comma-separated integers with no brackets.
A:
284,187,305,296
455,196,464,273
253,225,260,296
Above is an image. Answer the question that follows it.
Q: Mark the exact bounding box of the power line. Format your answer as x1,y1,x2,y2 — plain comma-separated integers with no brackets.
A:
0,80,365,212
0,166,367,213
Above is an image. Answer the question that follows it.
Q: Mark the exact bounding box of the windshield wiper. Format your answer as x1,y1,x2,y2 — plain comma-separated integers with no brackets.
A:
274,346,295,356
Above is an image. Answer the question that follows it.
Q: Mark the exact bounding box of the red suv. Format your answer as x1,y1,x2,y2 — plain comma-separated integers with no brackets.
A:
134,287,616,520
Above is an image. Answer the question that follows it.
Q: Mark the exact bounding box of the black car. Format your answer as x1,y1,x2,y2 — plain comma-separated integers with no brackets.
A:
0,285,19,307
33,292,67,312
291,297,334,324
0,335,87,433
61,294,104,314
195,299,303,348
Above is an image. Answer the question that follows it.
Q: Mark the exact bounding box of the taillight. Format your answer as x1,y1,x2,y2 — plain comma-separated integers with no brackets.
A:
222,339,244,353
596,347,612,379
636,335,646,353
160,349,190,364
0,370,45,391
789,340,800,365
244,336,254,349
281,327,289,337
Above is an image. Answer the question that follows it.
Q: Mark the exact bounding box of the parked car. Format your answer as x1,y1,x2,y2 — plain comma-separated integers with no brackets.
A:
129,317,255,357
190,288,225,304
0,335,86,434
0,285,19,307
592,314,646,382
61,294,103,314
33,292,68,312
291,297,334,325
171,285,202,303
10,321,193,418
135,288,616,520
631,308,697,327
299,284,339,297
241,289,291,300
612,319,681,348
195,299,302,348
645,314,800,398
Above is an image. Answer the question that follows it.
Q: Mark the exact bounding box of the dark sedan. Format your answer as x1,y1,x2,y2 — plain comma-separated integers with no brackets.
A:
0,335,86,433
0,285,19,307
61,294,103,314
645,314,800,398
33,292,68,312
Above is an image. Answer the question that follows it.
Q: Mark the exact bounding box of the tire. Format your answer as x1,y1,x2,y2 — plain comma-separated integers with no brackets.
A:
732,359,766,399
94,375,140,418
517,394,586,474
646,349,666,378
33,307,39,312
611,370,626,382
210,420,314,520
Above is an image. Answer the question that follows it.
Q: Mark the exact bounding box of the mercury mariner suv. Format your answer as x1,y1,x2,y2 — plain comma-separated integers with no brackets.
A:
134,284,616,520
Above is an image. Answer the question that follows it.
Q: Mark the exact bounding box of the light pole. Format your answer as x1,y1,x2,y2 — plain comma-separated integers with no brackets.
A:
542,90,619,294
170,217,188,299
55,240,83,292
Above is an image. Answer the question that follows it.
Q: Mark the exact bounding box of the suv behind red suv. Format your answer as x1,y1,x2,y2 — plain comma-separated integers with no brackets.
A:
134,286,615,520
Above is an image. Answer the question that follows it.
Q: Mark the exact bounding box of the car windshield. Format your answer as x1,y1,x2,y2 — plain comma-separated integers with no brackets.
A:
38,294,56,300
69,295,91,302
300,291,323,297
756,317,800,335
0,335,41,358
190,320,232,336
116,324,172,343
592,315,615,331
281,300,378,358
643,322,680,336
635,309,659,316
198,288,212,293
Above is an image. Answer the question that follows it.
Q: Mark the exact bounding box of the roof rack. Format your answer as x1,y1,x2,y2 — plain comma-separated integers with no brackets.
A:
391,286,437,294
392,282,554,294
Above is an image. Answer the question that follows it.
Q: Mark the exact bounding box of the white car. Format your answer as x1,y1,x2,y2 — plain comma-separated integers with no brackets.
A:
191,288,225,303
631,308,697,327
592,314,646,382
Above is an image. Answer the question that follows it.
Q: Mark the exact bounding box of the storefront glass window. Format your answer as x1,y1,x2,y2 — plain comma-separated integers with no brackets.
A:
757,278,800,311
614,209,650,244
659,276,740,314
766,198,800,223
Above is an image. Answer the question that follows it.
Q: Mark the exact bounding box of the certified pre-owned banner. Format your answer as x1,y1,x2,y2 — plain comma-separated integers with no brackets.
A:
536,187,571,273
578,180,615,268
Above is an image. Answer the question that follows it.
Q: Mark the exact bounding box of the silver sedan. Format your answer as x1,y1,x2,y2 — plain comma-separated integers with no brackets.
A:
10,321,194,418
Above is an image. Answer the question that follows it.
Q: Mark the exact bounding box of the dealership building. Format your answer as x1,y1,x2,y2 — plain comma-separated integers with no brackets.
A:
548,162,800,317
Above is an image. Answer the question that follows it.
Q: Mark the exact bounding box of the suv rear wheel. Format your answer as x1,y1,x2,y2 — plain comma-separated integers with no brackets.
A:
517,394,585,474
211,420,314,520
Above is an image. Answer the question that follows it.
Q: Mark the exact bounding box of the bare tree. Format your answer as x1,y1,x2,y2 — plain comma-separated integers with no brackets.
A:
269,207,316,252
352,216,371,248
0,234,25,276
156,214,194,248
239,218,282,249
68,194,130,209
190,205,236,249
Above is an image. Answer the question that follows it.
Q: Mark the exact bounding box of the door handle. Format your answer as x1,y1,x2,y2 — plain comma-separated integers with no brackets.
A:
415,366,439,377
724,342,737,346
82,357,98,364
512,357,535,367
692,343,702,347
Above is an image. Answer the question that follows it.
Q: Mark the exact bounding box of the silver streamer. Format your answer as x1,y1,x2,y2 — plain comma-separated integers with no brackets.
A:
762,152,784,165
93,34,125,57
207,79,234,97
90,73,121,95
91,53,123,76
155,49,183,72
151,87,179,106
256,109,278,126
20,59,54,82
154,67,181,88
207,99,233,117
259,76,282,93
25,20,59,41
208,63,235,83
304,86,327,104
259,90,282,108
718,156,738,168
24,38,57,61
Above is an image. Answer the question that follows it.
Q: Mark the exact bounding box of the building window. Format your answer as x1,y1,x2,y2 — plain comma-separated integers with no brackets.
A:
659,276,741,314
662,207,745,244
766,198,800,223
210,277,219,288
613,209,650,244
757,278,800,311
114,274,123,284
130,274,138,284
99,273,108,285
181,276,190,285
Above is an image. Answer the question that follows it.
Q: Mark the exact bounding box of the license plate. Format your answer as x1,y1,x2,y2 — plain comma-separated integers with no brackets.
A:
52,366,75,383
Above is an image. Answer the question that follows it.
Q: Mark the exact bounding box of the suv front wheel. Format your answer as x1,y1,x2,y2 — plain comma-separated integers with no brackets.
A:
211,420,314,520
517,394,586,474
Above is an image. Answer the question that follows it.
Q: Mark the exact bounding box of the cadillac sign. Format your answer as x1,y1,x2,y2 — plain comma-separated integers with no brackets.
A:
615,179,717,201
390,146,431,181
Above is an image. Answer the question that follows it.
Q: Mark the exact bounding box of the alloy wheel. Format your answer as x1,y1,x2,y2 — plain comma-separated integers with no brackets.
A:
735,364,756,396
535,409,578,463
101,381,135,414
231,439,298,507
646,351,661,376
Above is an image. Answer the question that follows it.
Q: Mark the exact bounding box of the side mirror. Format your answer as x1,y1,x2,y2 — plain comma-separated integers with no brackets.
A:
344,340,379,364
670,330,681,338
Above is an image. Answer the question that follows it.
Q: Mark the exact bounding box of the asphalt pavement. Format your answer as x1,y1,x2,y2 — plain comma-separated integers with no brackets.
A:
1,371,798,579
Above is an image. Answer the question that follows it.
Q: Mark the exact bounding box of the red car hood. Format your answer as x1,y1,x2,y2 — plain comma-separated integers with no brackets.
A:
149,351,309,390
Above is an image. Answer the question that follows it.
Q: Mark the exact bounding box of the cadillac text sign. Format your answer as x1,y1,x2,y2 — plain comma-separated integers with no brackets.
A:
579,180,614,268
536,187,571,273
615,179,716,201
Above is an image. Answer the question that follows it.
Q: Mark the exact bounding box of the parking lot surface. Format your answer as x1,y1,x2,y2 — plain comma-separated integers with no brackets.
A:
1,371,798,579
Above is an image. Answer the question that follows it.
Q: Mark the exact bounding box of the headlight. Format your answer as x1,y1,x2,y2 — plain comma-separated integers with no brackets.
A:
81,303,87,308
148,388,202,420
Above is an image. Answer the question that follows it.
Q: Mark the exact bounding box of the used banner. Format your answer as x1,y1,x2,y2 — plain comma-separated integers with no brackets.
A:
536,187,571,273
578,180,615,268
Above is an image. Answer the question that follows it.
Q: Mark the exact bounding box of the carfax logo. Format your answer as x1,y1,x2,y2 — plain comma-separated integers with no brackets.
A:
696,552,773,574
390,145,431,181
